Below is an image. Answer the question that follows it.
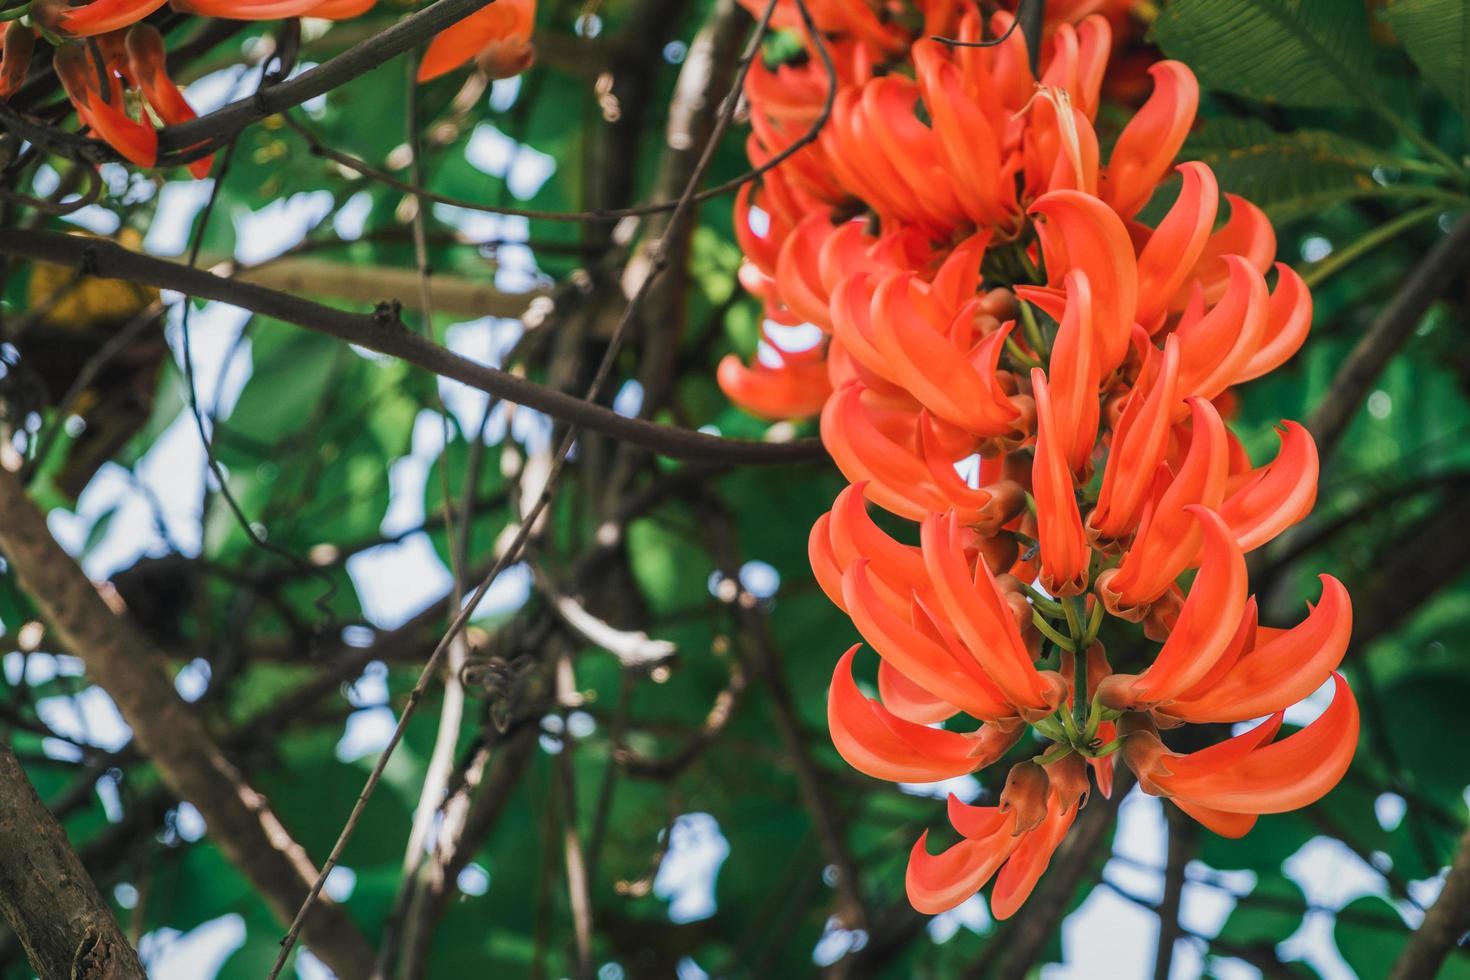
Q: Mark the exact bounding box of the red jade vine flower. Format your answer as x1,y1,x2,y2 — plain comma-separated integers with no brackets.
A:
723,1,1357,920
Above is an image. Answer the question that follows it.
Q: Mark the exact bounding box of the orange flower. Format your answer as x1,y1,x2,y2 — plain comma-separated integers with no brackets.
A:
907,788,1079,917
0,23,34,99
35,0,167,38
1030,370,1089,597
124,25,213,178
725,0,1355,925
53,43,157,168
418,0,535,83
828,646,1022,782
1122,674,1359,835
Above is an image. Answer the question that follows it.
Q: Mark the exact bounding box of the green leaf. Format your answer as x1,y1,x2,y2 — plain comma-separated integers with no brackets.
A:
1153,0,1377,108
1188,120,1444,220
1217,874,1307,947
1382,0,1469,118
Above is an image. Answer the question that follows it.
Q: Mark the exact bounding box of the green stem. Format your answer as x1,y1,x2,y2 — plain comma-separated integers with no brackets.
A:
1004,335,1041,370
1081,599,1104,647
1060,596,1084,648
1036,742,1074,766
0,3,30,19
1019,300,1048,359
1032,717,1066,743
1087,736,1125,758
1019,582,1063,616
1057,701,1082,745
1032,612,1075,652
1301,203,1448,288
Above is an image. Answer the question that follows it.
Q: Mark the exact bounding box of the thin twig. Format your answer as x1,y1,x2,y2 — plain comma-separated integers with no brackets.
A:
267,5,783,970
0,230,827,466
1309,213,1470,464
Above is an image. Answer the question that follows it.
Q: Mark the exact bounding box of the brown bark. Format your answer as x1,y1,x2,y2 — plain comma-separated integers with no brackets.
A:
0,739,145,980
1389,821,1470,980
0,466,375,979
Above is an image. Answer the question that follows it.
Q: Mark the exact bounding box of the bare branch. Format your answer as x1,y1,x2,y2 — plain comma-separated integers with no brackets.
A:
0,740,146,980
1389,820,1470,980
0,466,375,980
1309,214,1470,465
0,230,826,466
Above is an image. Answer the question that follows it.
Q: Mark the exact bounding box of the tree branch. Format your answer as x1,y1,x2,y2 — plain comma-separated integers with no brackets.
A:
155,0,494,156
0,740,146,980
0,466,376,980
1390,820,1470,980
1309,214,1470,465
0,230,826,466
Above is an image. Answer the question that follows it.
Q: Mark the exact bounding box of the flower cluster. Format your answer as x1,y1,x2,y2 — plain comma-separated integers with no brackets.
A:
724,2,1358,918
0,0,535,173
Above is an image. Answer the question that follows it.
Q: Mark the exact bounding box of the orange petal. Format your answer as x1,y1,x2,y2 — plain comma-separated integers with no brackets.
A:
843,561,1015,720
1101,61,1199,220
1135,162,1218,331
45,0,167,37
417,0,535,83
1107,396,1228,605
878,659,959,725
990,797,1078,919
1217,421,1318,552
1091,334,1181,540
1174,255,1270,402
1164,576,1351,723
1028,190,1139,375
716,347,831,420
921,511,1057,712
906,827,1019,915
1154,674,1358,814
1238,263,1312,381
1030,370,1089,597
828,646,1001,783
1128,506,1247,703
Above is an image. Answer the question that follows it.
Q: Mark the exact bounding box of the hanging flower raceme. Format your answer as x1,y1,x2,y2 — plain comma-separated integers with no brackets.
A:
721,0,1356,923
720,8,1198,423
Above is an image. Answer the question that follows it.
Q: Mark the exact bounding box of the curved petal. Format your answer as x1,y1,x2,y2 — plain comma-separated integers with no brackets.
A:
1217,421,1318,552
906,829,1018,915
1107,396,1228,605
1128,506,1247,703
1101,61,1199,220
828,646,995,782
1155,674,1359,814
1031,370,1089,596
717,348,832,420
417,0,535,82
879,659,959,725
1165,576,1351,723
1135,162,1218,331
1028,190,1139,375
990,798,1078,919
1045,270,1100,474
1238,263,1312,381
843,561,1015,720
1175,255,1270,402
922,511,1057,712
1092,334,1181,540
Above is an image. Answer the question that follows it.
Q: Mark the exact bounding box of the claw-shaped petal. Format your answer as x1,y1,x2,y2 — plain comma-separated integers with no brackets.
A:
1163,576,1351,723
1031,370,1089,596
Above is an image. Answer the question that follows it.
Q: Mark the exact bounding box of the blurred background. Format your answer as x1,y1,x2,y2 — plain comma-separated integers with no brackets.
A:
1,0,1468,977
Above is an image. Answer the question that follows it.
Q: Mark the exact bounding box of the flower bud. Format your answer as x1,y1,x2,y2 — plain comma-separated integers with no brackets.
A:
1044,752,1091,812
999,761,1051,836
